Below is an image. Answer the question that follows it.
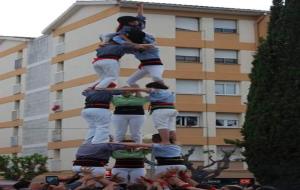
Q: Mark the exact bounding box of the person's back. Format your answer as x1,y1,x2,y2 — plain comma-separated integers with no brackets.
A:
95,42,137,60
83,89,115,107
152,143,182,158
73,142,126,176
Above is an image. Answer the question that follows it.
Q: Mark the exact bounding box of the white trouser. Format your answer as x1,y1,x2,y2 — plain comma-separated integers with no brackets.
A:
93,59,119,88
73,166,106,176
112,114,145,143
112,168,145,184
155,165,187,176
152,109,178,131
81,108,112,143
127,65,164,86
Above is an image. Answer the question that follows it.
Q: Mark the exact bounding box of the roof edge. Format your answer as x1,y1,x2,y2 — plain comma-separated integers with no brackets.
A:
120,1,268,16
42,0,269,35
0,36,33,42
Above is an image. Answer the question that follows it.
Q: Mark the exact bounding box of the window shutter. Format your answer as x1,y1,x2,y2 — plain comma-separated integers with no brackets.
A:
176,80,200,94
176,17,199,31
214,19,237,29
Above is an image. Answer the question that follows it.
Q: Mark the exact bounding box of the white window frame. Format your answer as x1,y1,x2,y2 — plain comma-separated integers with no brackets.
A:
215,81,239,96
182,145,204,161
176,48,201,63
176,112,202,128
216,113,240,128
176,80,202,95
215,49,238,64
214,19,237,33
176,17,199,31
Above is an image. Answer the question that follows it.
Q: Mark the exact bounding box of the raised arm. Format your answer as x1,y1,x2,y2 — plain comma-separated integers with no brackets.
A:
136,3,146,30
99,87,150,93
110,142,153,148
137,3,144,17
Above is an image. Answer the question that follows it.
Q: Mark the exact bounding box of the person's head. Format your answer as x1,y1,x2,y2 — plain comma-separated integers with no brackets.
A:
152,133,174,144
221,185,243,190
13,180,31,189
117,16,140,27
116,16,140,32
126,29,145,44
127,183,147,190
122,139,134,143
257,186,278,190
152,134,162,143
121,86,133,97
195,183,212,189
145,81,168,90
29,175,47,190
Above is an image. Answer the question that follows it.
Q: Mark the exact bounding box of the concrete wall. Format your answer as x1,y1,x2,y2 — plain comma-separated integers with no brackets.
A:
0,52,18,75
0,40,21,51
22,35,52,156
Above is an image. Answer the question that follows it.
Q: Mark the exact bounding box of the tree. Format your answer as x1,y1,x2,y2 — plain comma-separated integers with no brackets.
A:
182,147,236,183
242,0,300,189
0,154,48,181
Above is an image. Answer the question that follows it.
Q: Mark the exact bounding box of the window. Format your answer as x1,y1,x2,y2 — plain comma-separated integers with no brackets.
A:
58,34,65,43
176,17,199,31
182,146,204,161
176,48,200,63
57,62,64,72
176,112,201,127
214,19,237,33
14,100,20,110
216,113,240,128
56,90,63,100
16,75,21,84
176,80,201,94
215,50,238,64
217,146,243,161
215,81,239,95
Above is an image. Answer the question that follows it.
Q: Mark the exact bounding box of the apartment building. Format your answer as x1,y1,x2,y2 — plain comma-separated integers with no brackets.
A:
0,0,269,178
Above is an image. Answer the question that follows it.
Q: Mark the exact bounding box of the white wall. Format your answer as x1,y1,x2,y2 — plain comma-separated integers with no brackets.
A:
0,41,21,51
63,53,95,81
64,14,119,52
0,103,14,122
0,77,16,97
238,20,256,43
60,148,78,170
62,117,87,141
0,128,13,147
240,50,255,73
202,48,215,72
0,52,18,75
60,5,114,27
200,18,214,41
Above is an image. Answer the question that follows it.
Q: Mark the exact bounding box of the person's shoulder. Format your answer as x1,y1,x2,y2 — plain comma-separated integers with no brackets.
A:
152,143,160,148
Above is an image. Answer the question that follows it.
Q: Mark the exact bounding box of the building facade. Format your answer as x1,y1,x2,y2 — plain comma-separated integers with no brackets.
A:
0,0,269,177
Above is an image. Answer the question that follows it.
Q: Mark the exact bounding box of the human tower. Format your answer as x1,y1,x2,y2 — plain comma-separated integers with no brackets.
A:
72,3,186,184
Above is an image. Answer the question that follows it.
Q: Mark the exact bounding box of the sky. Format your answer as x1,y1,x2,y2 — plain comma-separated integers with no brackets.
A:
0,0,272,37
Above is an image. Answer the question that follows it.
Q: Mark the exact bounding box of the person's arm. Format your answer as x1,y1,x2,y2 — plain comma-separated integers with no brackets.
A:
113,35,154,49
99,87,149,92
99,32,117,43
136,3,146,29
109,142,153,148
137,3,144,17
112,35,130,45
144,33,156,44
